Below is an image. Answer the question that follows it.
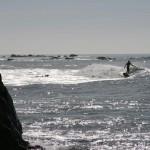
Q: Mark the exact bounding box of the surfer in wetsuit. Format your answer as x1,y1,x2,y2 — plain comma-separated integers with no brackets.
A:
124,61,135,74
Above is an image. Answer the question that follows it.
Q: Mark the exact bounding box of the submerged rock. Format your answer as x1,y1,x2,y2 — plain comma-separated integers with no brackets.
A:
0,74,44,150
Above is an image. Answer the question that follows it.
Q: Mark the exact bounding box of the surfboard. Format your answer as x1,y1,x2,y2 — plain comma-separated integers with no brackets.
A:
123,72,129,77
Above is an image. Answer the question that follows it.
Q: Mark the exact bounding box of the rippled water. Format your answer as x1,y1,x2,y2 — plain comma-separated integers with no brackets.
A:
1,54,150,150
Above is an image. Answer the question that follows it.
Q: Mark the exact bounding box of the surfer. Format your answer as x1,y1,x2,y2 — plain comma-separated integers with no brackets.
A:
124,61,135,74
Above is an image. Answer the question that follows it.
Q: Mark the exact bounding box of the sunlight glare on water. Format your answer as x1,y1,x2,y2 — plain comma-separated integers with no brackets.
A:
1,54,150,149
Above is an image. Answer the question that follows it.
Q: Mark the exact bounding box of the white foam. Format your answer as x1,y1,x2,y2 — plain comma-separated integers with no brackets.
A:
1,65,148,86
75,64,123,79
0,69,96,86
75,64,150,80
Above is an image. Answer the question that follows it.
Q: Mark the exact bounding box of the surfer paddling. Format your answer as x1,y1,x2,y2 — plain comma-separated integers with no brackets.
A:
124,61,136,74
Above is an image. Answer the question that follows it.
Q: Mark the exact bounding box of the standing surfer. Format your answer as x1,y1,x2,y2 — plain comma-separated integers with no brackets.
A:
124,61,135,74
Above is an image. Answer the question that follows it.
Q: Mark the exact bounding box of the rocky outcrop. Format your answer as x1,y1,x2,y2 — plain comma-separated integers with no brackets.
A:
10,54,47,57
0,74,44,150
96,56,115,60
69,54,78,57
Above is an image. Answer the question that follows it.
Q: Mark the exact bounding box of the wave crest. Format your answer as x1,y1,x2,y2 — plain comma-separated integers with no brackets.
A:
75,64,123,79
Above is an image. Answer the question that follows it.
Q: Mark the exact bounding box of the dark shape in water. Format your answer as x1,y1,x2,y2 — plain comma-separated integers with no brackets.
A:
69,54,78,57
96,56,115,60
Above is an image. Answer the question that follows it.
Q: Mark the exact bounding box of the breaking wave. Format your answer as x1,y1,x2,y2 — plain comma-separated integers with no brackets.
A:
75,64,123,79
75,64,147,79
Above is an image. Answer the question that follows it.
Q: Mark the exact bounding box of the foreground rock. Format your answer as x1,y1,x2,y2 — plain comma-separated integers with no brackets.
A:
0,74,45,150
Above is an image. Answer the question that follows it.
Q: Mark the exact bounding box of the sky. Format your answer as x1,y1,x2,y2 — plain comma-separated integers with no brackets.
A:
0,0,150,54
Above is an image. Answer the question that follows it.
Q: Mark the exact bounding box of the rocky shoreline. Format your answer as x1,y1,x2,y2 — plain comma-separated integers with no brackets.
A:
0,74,45,150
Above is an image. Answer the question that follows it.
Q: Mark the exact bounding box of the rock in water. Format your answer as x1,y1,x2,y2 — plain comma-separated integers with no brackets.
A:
0,74,44,150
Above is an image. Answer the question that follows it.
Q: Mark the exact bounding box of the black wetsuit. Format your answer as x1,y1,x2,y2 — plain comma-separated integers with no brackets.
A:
125,62,134,74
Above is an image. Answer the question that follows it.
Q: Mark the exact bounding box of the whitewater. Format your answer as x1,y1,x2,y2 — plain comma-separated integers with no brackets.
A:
0,54,150,150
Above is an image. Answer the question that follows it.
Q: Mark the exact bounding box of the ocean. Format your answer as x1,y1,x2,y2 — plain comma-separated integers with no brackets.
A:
0,54,150,150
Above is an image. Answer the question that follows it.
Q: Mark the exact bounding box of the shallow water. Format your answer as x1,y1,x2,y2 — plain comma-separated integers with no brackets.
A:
1,54,150,150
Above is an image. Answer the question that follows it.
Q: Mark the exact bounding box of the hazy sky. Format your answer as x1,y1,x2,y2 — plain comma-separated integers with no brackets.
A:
0,0,150,54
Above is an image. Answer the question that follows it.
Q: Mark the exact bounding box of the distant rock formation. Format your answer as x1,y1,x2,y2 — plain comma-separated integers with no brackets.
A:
69,54,78,57
10,54,47,57
0,74,44,150
96,56,115,60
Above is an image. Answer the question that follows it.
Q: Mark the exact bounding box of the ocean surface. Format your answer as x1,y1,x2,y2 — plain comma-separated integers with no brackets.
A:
0,54,150,150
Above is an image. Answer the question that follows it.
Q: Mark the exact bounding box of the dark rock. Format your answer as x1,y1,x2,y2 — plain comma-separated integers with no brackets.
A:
10,54,47,58
0,74,45,150
45,75,49,77
11,54,17,57
96,56,107,60
7,58,14,61
28,54,33,57
96,56,115,60
49,56,60,60
11,54,26,57
69,54,78,57
65,57,74,60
